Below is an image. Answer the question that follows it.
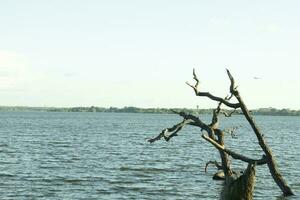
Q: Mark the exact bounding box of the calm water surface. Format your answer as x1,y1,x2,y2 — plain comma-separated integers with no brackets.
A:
0,112,299,199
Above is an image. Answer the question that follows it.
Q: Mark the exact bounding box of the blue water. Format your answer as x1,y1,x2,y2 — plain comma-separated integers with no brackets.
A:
0,112,299,199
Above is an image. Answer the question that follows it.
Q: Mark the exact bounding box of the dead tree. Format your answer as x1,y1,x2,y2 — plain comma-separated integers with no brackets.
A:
148,69,294,199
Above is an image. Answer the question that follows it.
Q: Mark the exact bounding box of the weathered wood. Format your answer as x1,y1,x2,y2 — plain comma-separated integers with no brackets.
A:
221,162,256,200
202,134,267,165
226,69,294,196
186,70,240,109
148,69,294,198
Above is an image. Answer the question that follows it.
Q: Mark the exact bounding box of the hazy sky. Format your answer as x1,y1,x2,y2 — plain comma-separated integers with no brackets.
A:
0,1,299,109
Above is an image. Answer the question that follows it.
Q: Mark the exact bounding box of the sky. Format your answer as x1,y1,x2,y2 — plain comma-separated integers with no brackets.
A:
0,0,299,109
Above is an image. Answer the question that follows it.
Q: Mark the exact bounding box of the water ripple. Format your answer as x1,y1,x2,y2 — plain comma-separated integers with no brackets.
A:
0,112,298,199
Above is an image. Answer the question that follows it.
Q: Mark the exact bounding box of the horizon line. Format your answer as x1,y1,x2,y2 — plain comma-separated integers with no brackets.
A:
0,105,299,111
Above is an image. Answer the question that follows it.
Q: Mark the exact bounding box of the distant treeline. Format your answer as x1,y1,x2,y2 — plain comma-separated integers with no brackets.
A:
0,106,299,116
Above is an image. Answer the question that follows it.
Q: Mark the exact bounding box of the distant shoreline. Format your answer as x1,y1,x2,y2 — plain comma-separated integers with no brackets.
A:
0,106,299,116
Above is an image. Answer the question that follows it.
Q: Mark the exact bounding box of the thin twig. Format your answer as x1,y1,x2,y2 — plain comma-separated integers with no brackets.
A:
205,160,223,173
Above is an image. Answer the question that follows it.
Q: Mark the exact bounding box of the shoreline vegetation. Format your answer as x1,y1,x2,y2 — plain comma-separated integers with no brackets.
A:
0,106,299,116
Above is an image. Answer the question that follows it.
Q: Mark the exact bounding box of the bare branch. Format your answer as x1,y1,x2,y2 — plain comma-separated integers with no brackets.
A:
209,102,222,129
202,134,267,165
210,97,235,129
186,81,197,91
227,72,294,195
148,119,193,143
205,160,222,173
187,69,240,109
147,132,164,143
174,111,216,138
149,68,294,196
223,126,239,138
225,93,234,101
192,91,240,109
226,69,238,95
192,68,200,90
220,109,237,117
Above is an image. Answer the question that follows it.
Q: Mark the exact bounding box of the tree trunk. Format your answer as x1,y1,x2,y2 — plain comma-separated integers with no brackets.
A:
221,162,256,200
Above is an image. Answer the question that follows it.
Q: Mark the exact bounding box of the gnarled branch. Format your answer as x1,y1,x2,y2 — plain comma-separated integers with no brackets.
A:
149,68,294,196
186,69,240,109
148,119,194,143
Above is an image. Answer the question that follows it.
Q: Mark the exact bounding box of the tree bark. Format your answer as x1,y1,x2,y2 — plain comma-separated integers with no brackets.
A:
221,162,256,200
234,92,294,195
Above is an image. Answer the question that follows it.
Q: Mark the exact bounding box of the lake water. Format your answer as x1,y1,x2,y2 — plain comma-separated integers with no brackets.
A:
0,112,299,199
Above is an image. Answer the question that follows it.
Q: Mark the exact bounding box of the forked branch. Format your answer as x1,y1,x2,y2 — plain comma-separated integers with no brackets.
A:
186,69,240,109
226,69,238,95
148,119,194,143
